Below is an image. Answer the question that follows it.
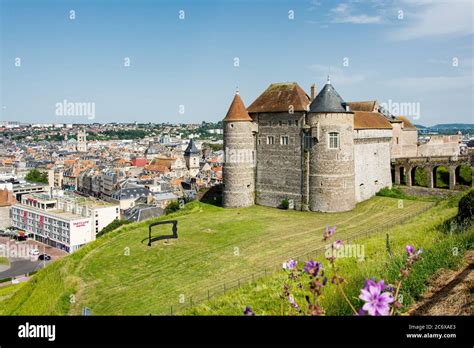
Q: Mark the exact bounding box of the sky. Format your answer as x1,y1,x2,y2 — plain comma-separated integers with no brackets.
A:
1,0,473,126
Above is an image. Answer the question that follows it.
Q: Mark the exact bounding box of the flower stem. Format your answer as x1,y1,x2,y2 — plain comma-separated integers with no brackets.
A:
337,282,358,315
390,280,403,315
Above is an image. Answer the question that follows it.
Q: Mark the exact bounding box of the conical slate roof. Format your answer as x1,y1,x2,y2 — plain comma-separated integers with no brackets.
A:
223,93,252,122
184,139,199,155
309,79,350,113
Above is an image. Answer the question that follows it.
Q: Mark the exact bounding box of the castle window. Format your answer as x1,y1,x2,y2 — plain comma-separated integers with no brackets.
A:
267,136,274,145
328,132,340,149
295,119,298,127
304,134,313,149
279,121,282,126
281,136,289,145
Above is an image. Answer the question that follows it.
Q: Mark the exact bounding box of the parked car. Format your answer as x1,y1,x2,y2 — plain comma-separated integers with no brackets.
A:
29,248,40,256
38,254,51,261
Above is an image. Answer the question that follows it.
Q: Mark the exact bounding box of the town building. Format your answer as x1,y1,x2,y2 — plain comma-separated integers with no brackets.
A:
10,191,119,252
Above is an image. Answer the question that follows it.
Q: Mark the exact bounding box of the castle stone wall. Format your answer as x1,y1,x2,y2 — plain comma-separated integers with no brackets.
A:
254,112,305,209
308,112,355,212
354,129,392,202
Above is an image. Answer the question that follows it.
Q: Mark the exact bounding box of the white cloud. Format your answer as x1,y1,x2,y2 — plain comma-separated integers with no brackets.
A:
390,0,474,40
330,2,382,24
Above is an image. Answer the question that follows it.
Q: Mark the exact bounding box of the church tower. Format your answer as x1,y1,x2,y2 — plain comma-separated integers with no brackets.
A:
307,78,355,212
222,91,256,208
184,138,200,177
77,130,87,153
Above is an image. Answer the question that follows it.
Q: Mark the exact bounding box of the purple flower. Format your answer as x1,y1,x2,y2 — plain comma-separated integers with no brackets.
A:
323,224,336,240
243,306,255,316
283,258,298,271
288,294,299,309
363,278,388,292
406,245,414,256
334,240,342,250
359,279,394,316
303,260,321,276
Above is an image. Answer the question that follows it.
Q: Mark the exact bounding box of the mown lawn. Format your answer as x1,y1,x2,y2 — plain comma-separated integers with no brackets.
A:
0,257,9,266
0,196,434,315
186,199,472,315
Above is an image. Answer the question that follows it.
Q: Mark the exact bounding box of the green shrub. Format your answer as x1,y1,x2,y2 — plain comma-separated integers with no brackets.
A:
97,219,132,238
165,200,181,215
376,187,408,199
457,189,474,225
280,199,289,209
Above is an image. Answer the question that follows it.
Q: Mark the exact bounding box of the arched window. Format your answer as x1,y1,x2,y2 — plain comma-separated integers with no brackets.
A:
328,132,340,149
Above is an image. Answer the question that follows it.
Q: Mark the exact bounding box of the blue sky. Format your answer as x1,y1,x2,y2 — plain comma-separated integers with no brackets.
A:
1,0,473,126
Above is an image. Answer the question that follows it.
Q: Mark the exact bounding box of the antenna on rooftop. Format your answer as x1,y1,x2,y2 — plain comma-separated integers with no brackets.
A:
235,86,240,95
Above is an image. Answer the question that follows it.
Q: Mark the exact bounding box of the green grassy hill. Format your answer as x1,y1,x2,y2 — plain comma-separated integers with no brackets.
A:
186,203,473,315
0,197,437,315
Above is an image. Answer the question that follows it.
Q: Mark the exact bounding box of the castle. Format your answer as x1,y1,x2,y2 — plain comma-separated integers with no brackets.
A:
222,78,463,213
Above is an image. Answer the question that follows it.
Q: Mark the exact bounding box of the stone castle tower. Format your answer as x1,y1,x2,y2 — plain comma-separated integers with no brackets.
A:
307,78,355,212
222,92,256,208
184,138,200,177
77,130,87,153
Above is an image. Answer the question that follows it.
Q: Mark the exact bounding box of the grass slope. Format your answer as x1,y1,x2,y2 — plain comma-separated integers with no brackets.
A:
185,199,472,315
0,257,9,266
0,196,433,315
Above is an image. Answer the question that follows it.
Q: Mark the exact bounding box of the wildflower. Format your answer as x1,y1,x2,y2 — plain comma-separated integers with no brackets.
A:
359,279,394,316
363,278,388,292
303,260,321,277
288,294,299,309
283,258,298,271
323,224,336,241
243,306,255,316
406,245,414,256
334,240,343,250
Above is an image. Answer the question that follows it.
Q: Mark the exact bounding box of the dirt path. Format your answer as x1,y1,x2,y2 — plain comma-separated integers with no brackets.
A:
408,251,474,315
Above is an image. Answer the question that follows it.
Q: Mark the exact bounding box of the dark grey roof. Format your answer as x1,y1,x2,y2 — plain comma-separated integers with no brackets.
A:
309,81,351,113
124,205,164,222
111,187,150,200
184,139,199,155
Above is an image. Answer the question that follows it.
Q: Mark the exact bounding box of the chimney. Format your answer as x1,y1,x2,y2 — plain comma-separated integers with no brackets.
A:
310,84,317,101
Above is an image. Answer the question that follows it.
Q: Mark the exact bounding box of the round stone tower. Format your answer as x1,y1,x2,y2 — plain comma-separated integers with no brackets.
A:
222,91,255,208
307,78,355,212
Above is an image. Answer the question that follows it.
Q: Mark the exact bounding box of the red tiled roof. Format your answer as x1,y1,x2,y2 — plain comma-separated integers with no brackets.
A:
398,116,417,130
347,101,378,112
224,93,252,122
354,111,393,130
247,82,310,113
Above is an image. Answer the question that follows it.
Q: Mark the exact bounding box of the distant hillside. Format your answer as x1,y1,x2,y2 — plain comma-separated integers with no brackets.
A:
431,123,474,129
416,123,474,130
414,123,474,134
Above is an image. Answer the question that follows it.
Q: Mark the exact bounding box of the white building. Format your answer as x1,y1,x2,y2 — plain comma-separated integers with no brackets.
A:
10,191,119,253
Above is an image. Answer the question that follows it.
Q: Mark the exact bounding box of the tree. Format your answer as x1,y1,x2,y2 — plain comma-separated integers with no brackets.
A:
25,169,49,184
